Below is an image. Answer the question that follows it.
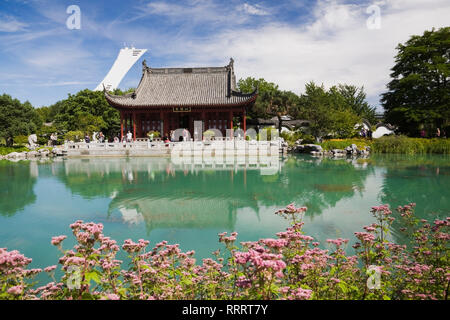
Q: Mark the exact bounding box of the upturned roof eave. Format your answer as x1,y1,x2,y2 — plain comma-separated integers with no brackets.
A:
104,93,258,110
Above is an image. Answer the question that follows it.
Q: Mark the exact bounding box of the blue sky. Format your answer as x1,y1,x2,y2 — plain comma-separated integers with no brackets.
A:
0,0,449,110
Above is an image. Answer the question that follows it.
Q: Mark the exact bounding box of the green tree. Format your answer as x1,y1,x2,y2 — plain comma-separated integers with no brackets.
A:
330,84,376,124
297,82,361,140
52,89,128,138
0,94,41,146
381,27,450,136
260,90,299,133
36,102,63,123
297,82,334,140
237,77,280,119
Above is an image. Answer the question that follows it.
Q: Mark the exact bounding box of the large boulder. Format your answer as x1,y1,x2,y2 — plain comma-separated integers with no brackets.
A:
294,144,323,154
332,149,346,157
27,151,39,158
39,149,50,157
304,144,323,153
6,152,18,158
6,152,27,159
52,148,65,156
345,144,359,155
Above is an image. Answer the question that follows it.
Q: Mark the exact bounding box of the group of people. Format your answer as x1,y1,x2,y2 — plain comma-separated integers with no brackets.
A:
160,129,190,143
84,132,116,143
420,127,446,138
49,133,58,146
359,128,373,139
81,129,193,144
83,131,138,144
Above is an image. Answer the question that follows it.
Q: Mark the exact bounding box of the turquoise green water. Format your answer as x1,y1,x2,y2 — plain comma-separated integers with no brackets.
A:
0,155,449,278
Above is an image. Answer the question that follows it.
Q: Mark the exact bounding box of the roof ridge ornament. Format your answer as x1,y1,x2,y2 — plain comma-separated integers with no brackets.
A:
142,59,148,72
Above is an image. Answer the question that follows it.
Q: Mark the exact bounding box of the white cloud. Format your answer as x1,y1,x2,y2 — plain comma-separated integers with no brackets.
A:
150,0,450,108
239,3,269,16
139,0,254,26
0,14,27,32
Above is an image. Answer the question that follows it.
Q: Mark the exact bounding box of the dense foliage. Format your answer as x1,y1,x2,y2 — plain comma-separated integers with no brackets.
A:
319,138,374,151
316,137,450,154
237,77,281,120
0,204,448,300
297,82,362,140
52,89,123,139
0,94,41,146
382,27,450,136
238,78,375,139
372,136,450,154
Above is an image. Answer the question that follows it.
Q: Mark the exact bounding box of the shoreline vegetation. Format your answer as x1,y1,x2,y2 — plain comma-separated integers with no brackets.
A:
0,204,448,300
282,136,449,155
1,136,449,159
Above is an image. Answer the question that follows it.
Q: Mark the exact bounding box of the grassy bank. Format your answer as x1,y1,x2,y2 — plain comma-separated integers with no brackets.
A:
319,138,373,151
318,136,450,154
372,136,450,154
0,145,29,156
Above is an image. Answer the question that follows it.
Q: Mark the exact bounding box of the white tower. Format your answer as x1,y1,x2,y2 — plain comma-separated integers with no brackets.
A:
94,47,147,92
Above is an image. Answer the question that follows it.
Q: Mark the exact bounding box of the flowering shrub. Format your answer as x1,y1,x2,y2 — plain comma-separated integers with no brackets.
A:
0,204,448,300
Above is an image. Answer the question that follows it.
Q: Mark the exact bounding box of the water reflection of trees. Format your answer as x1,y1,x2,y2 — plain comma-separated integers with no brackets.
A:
278,156,374,216
375,155,450,244
0,161,37,217
55,156,374,231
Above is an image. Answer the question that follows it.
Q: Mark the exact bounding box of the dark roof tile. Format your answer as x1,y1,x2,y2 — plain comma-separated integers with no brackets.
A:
104,59,257,108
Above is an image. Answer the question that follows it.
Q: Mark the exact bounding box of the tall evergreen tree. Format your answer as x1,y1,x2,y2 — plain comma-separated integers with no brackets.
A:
381,27,450,136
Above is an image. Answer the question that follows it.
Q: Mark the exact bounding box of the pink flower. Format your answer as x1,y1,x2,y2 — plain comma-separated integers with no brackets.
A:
101,294,120,300
7,285,23,296
44,265,57,273
51,235,67,246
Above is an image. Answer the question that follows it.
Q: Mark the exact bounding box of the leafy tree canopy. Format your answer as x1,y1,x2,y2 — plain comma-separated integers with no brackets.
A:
237,77,280,119
329,84,376,124
382,27,450,136
52,88,132,138
238,77,372,138
0,94,41,146
297,82,361,140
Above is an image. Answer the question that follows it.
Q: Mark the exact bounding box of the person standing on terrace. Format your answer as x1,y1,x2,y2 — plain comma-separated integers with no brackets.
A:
126,131,133,143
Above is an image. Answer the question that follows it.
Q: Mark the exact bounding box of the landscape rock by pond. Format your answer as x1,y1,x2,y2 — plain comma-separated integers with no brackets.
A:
291,143,372,158
294,144,323,154
3,148,65,161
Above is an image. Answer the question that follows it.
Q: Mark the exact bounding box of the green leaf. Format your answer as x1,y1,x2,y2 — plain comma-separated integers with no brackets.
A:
85,270,101,284
338,282,348,294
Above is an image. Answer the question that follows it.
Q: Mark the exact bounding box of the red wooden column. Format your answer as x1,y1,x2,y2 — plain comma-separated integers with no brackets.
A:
243,109,246,136
120,111,124,141
133,111,137,141
137,112,142,138
229,110,233,133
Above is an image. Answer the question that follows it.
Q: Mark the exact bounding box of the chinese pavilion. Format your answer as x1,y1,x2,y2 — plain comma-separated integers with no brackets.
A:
104,58,258,141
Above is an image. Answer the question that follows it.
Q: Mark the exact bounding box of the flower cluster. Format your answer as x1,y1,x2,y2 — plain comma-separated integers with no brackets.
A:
0,203,448,300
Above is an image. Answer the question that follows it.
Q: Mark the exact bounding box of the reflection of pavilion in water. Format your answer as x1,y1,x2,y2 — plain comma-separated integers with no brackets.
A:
59,156,284,232
44,156,376,234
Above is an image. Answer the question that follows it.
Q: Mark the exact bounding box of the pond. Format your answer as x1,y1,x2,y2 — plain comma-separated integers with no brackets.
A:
0,154,449,279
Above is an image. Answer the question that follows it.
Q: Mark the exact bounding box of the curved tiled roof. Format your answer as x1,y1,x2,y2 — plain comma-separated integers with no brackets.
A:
104,59,257,108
